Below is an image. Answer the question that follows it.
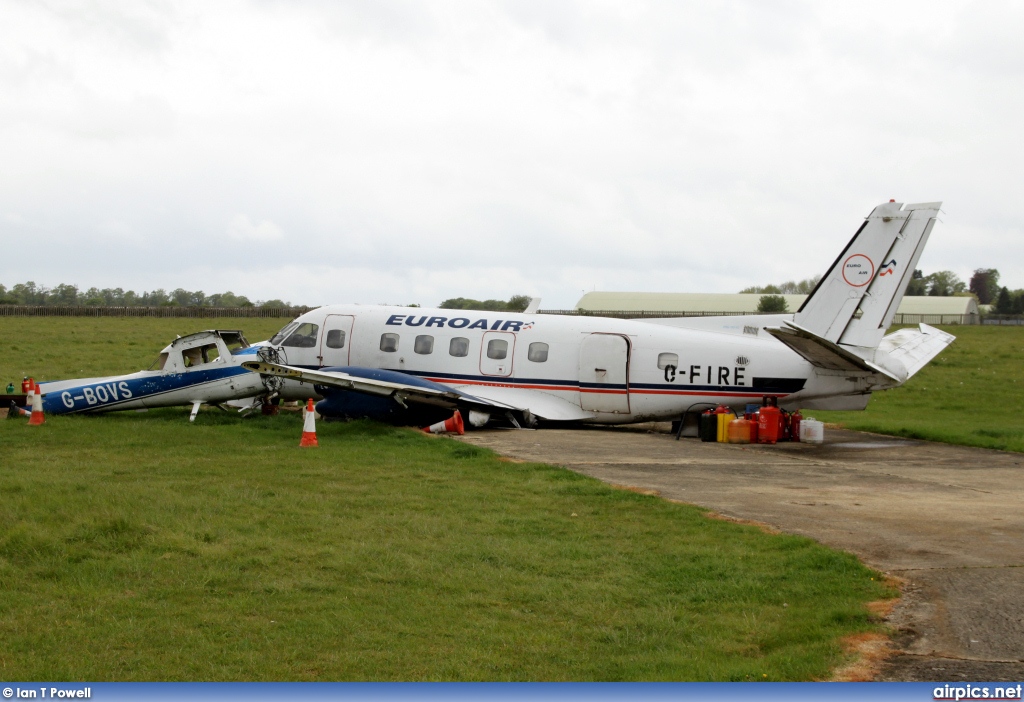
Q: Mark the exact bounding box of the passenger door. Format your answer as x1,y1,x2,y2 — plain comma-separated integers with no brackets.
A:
578,333,630,413
319,315,354,367
479,331,515,377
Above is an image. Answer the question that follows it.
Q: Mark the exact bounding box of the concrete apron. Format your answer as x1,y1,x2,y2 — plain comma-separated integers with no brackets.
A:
459,425,1024,681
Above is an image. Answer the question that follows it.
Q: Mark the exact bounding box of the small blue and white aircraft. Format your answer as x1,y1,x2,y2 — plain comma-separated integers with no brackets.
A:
34,330,277,421
243,200,956,432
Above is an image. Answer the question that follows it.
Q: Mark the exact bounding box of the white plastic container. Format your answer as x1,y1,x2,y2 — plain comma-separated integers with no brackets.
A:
799,418,824,444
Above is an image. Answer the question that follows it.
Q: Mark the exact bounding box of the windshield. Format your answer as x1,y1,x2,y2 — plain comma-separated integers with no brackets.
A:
220,332,249,354
281,323,319,348
270,322,299,346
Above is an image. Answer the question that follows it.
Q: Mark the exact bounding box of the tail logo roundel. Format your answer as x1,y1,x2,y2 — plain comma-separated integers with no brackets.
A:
842,254,874,287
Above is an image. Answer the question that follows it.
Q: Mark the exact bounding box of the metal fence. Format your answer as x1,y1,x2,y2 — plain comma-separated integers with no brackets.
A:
0,305,311,318
539,309,981,325
891,313,979,325
982,315,1024,325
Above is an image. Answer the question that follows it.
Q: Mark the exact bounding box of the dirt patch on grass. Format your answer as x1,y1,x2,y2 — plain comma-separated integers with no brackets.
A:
830,631,893,681
866,574,905,619
611,484,660,496
702,510,781,534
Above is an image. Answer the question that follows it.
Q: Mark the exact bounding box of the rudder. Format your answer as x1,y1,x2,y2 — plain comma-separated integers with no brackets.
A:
793,201,942,348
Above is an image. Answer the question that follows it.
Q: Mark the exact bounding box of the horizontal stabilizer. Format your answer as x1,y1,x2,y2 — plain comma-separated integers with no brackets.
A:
765,322,897,379
874,324,956,380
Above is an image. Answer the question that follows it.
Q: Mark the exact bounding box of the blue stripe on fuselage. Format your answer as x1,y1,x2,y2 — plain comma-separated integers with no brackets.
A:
42,365,250,414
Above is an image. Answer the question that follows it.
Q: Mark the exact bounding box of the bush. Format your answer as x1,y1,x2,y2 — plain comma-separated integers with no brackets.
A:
757,294,788,313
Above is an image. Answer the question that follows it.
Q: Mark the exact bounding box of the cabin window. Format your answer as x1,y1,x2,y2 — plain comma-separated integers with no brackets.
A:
657,352,678,369
449,337,469,357
148,352,168,371
281,323,319,348
270,322,298,346
487,339,508,360
527,342,549,363
326,329,346,349
414,335,434,355
380,333,399,352
183,343,220,368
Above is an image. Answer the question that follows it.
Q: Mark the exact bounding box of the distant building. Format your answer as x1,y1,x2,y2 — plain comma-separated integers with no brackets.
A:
570,293,980,324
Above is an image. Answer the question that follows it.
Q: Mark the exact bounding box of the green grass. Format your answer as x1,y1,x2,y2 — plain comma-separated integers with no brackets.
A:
0,317,287,382
813,326,1024,453
0,318,893,680
0,412,890,681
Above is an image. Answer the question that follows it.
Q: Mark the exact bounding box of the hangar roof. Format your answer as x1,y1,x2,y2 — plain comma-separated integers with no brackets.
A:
574,292,979,315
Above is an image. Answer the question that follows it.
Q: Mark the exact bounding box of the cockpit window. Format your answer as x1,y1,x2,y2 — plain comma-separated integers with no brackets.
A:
183,343,221,367
281,323,319,348
270,322,299,346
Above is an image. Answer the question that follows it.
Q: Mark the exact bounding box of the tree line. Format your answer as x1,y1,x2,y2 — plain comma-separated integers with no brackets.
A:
439,295,531,312
743,269,1024,315
0,281,291,309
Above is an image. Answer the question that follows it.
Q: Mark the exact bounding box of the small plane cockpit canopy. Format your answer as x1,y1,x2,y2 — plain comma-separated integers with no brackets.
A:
148,330,250,373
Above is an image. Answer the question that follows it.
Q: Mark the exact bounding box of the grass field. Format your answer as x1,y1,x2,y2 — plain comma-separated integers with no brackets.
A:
813,325,1024,453
1,317,288,382
0,318,893,680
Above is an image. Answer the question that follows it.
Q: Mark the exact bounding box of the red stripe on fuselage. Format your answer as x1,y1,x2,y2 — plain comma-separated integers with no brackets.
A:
421,376,782,399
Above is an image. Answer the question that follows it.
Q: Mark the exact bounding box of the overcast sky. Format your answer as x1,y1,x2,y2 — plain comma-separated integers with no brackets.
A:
2,0,1022,308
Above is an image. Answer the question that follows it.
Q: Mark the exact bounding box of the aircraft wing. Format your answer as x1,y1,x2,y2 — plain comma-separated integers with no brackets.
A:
242,361,598,424
240,361,519,413
447,384,595,422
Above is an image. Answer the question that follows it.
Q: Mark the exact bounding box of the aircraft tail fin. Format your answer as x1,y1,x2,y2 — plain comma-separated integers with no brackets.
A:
793,201,942,349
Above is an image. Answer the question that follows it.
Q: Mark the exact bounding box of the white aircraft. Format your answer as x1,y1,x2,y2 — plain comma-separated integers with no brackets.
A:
244,201,955,431
34,330,276,421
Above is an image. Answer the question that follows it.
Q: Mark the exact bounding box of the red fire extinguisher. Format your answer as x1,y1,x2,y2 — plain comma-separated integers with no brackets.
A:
790,410,803,442
779,409,791,441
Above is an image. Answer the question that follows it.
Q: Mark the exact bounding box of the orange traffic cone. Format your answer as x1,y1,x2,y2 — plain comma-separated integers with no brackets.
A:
299,398,318,447
423,410,464,435
28,382,45,426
